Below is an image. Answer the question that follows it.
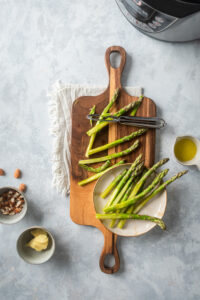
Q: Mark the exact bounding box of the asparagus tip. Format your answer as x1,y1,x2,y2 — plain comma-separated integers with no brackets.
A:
164,158,170,163
177,170,188,178
163,168,170,175
141,128,148,133
181,169,188,174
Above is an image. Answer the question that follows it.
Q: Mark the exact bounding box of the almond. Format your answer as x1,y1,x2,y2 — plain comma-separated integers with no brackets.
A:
0,169,5,176
14,169,21,178
19,184,26,192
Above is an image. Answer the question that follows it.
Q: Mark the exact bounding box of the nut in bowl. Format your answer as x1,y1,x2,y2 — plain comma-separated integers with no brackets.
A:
0,186,27,224
17,226,55,264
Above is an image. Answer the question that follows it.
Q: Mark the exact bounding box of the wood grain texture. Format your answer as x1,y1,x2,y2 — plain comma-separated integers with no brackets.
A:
70,46,156,274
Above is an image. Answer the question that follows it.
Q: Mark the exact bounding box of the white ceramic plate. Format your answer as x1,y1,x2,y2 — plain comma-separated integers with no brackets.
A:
93,164,167,237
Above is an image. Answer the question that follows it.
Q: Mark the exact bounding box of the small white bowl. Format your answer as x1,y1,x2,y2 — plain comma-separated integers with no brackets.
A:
0,186,27,225
173,135,200,170
17,226,55,264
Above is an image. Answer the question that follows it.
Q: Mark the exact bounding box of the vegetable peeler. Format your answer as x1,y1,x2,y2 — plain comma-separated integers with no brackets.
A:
87,114,166,129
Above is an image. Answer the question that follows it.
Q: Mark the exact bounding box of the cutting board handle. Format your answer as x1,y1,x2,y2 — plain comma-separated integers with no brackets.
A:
99,230,120,274
105,46,126,87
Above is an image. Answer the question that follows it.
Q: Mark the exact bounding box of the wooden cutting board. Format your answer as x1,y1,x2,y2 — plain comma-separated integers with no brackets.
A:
70,46,156,274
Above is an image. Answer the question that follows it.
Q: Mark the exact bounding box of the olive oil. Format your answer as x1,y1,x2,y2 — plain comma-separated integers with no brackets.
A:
174,138,197,162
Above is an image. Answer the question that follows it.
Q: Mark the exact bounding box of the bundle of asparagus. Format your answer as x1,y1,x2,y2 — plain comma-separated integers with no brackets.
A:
96,155,188,230
78,89,146,185
77,88,188,230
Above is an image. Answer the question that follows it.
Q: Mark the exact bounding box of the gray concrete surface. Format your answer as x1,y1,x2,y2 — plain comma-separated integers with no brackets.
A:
0,1,200,299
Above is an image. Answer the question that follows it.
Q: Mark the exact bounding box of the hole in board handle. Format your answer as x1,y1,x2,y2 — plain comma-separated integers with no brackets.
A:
104,253,116,268
109,51,121,69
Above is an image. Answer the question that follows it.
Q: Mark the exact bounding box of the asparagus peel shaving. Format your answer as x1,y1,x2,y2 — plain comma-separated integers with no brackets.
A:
88,129,147,156
80,160,111,173
104,169,169,213
101,169,128,199
96,213,166,230
78,160,125,186
85,89,119,157
79,140,139,165
87,100,142,137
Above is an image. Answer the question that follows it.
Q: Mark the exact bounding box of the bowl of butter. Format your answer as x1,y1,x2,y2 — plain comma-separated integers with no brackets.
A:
17,226,55,264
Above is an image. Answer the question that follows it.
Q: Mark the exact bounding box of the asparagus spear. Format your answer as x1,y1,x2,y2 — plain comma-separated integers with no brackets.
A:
117,169,147,229
78,160,125,186
101,169,128,198
104,169,169,213
88,129,147,156
133,170,188,215
89,105,96,126
103,154,143,209
109,182,135,228
85,135,96,158
120,183,134,202
110,162,144,208
130,95,143,116
87,100,142,137
117,168,148,228
116,170,188,229
117,168,168,228
110,175,141,228
108,164,144,228
96,213,166,230
79,140,139,165
128,158,169,199
85,89,119,157
114,100,142,117
110,177,135,210
80,160,111,173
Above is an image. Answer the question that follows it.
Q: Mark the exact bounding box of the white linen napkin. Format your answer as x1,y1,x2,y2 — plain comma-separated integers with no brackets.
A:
48,81,143,195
